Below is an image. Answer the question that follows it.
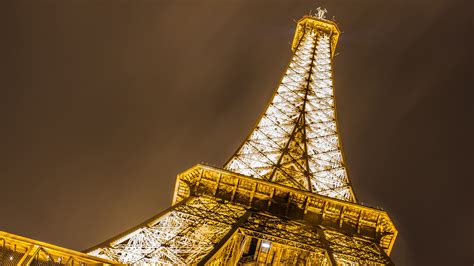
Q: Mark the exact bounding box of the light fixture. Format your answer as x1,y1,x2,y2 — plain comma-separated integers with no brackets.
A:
261,241,271,249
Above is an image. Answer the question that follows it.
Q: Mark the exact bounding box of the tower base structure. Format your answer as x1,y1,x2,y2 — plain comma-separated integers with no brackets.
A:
86,164,397,265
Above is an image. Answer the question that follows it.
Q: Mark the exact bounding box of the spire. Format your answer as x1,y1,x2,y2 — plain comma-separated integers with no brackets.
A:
315,7,328,19
225,15,356,202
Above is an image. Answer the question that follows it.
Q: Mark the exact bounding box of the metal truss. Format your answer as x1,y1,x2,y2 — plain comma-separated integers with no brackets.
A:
206,230,329,266
0,231,113,265
204,211,391,265
240,212,325,252
324,230,392,265
174,165,397,255
225,17,355,202
87,197,394,265
87,161,396,265
87,197,247,265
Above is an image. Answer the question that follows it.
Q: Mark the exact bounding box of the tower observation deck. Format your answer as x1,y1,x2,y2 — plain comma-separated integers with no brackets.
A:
0,10,398,266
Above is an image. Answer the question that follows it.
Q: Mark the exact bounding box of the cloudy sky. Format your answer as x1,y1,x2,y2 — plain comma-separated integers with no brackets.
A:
1,0,472,265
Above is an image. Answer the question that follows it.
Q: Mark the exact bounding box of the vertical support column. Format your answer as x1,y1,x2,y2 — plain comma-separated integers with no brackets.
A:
316,227,337,266
267,187,275,209
194,168,205,195
248,183,257,207
213,173,222,196
339,206,346,228
230,179,239,202
357,210,363,234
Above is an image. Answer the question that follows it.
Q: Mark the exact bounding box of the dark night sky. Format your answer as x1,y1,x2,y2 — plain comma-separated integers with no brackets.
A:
1,0,472,265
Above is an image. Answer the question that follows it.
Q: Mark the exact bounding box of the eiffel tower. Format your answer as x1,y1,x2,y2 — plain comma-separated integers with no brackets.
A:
83,9,397,265
0,9,397,266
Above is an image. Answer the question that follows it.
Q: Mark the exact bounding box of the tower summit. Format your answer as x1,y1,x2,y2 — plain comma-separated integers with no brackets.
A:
84,11,397,265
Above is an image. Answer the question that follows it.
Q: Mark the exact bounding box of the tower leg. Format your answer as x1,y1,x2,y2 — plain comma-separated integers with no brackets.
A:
86,196,248,265
197,211,252,265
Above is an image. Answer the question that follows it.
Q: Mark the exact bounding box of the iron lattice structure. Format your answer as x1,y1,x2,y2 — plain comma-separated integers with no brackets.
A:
85,14,398,265
0,231,114,265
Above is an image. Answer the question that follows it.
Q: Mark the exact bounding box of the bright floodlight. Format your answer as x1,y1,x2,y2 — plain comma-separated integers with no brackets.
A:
261,242,271,249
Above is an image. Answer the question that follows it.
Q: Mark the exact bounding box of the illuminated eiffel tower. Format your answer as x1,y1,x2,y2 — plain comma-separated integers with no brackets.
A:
82,9,397,265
